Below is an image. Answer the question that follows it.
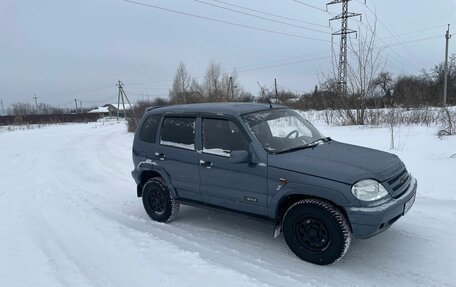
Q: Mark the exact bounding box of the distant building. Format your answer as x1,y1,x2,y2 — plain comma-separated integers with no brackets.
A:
88,104,131,117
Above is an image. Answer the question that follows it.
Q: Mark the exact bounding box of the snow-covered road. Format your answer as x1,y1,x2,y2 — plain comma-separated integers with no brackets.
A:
1,121,455,287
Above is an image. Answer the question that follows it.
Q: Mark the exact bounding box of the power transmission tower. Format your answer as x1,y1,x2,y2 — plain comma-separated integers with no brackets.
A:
443,24,451,106
116,80,138,121
74,98,78,113
33,94,39,108
327,0,362,97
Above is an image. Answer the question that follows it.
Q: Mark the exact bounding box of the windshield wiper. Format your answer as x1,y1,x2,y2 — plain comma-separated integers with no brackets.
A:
274,137,332,154
308,137,332,145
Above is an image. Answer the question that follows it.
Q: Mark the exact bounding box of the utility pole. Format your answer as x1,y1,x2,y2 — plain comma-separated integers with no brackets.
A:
226,76,235,101
79,100,83,113
0,99,4,116
226,77,232,100
327,0,361,97
274,78,279,103
229,76,233,100
443,24,451,106
33,94,39,108
74,98,78,113
116,80,138,121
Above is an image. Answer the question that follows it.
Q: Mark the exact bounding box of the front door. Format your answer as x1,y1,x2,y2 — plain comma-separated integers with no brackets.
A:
198,117,268,216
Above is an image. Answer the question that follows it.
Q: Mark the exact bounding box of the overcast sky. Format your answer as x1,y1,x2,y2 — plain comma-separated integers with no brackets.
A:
1,0,456,110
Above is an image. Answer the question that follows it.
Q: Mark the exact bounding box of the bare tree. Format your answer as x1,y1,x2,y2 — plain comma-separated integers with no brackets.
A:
168,61,249,104
321,12,386,125
373,71,393,98
169,61,191,104
203,61,223,102
11,102,36,116
345,15,386,125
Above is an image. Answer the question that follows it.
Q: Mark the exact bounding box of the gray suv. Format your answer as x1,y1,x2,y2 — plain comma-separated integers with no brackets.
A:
131,103,417,265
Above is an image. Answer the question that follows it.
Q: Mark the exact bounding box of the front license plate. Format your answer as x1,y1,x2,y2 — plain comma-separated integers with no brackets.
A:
404,194,416,214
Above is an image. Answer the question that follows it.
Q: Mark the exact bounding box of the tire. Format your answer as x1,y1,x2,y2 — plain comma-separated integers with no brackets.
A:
282,199,351,265
142,177,180,223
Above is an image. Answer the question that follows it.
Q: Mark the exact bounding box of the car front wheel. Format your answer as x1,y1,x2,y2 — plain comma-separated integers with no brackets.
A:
283,199,351,265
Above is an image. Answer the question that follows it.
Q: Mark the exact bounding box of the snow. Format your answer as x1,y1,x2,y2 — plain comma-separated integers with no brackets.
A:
203,148,230,157
0,120,455,287
160,140,195,150
88,107,109,113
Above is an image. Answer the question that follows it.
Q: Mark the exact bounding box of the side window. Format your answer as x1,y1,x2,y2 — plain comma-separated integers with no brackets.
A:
202,118,249,157
139,114,161,143
160,117,196,150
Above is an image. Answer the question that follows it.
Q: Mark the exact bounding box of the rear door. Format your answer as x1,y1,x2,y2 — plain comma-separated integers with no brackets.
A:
151,115,201,201
198,116,268,216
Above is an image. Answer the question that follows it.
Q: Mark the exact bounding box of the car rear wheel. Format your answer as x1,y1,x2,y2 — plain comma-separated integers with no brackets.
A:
142,177,180,223
283,199,351,265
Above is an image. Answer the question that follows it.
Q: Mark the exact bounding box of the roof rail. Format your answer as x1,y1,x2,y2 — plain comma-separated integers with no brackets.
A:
145,105,168,112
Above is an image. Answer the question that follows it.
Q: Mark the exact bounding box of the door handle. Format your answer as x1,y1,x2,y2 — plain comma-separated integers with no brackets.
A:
154,152,166,160
199,160,213,169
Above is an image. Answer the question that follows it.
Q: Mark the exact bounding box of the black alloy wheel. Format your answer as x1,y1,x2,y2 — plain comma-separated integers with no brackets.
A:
142,177,180,223
283,199,351,265
294,217,330,253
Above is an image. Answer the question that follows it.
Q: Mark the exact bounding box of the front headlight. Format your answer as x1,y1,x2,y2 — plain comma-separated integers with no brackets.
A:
351,179,389,201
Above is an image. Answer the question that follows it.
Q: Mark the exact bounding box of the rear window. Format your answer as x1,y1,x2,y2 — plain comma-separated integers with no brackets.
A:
160,117,196,150
139,114,161,143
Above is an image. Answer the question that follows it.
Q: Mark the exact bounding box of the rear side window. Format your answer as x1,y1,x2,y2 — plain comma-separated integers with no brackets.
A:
139,114,161,143
160,117,196,150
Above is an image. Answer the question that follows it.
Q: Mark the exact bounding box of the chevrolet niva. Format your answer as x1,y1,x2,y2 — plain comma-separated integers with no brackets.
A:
131,103,417,265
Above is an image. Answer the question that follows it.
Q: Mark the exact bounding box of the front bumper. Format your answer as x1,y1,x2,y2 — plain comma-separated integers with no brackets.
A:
346,176,417,239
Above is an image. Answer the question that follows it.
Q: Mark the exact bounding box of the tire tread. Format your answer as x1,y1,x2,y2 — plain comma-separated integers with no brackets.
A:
283,198,351,264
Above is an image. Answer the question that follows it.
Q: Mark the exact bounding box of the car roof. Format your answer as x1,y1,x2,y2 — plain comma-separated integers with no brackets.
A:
146,102,288,116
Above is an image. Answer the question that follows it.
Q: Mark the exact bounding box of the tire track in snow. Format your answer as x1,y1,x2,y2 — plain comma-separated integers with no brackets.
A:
3,122,456,287
20,143,117,287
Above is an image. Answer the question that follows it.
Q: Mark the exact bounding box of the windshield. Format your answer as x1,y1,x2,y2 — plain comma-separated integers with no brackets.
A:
242,109,325,153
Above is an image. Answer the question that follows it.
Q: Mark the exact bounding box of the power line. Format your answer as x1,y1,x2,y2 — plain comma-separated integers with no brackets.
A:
237,56,331,73
380,22,456,40
292,0,333,14
193,0,329,34
237,50,330,69
210,0,328,28
385,35,441,48
361,2,429,69
126,50,330,86
39,85,114,100
277,84,305,94
353,17,423,71
123,0,330,42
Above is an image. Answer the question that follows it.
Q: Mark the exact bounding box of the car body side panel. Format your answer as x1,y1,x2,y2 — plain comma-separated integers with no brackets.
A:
133,162,179,198
267,166,354,218
198,152,269,216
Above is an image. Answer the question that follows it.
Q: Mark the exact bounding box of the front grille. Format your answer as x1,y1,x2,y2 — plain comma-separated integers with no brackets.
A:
386,168,410,198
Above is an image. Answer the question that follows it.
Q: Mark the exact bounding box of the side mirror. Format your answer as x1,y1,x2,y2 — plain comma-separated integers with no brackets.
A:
230,150,250,164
